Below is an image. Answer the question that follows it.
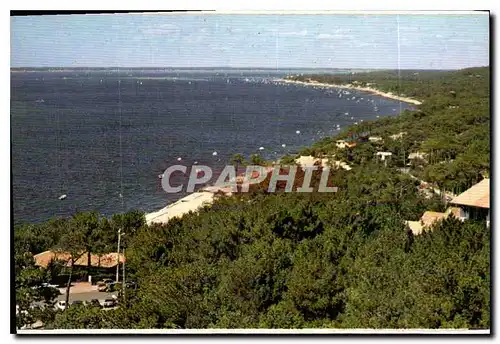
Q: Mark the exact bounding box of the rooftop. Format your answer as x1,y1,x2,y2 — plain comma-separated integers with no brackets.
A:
389,132,407,140
406,207,463,235
451,179,490,209
408,152,428,160
34,250,125,269
406,221,424,235
420,211,448,228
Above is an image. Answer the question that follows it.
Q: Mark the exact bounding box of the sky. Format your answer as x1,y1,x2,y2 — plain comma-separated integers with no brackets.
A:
10,13,489,69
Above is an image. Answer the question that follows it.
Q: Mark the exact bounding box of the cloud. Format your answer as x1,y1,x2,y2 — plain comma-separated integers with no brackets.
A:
139,23,181,36
280,29,308,37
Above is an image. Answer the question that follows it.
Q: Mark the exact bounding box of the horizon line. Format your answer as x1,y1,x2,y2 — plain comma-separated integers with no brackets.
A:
10,66,488,70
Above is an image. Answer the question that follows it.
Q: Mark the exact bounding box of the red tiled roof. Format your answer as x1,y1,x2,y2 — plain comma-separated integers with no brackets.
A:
34,250,124,269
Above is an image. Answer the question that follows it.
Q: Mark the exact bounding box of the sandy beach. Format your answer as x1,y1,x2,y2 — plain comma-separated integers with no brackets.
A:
145,191,216,225
277,78,423,105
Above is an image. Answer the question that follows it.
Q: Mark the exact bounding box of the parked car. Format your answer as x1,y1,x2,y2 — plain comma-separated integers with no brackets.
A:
97,279,114,292
56,300,67,311
102,298,116,308
41,282,59,288
31,282,58,290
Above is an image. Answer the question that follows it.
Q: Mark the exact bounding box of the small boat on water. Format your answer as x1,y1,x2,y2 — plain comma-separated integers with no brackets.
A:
58,194,67,200
35,99,44,103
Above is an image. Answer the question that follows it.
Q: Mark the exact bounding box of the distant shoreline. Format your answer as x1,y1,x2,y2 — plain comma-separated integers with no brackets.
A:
277,78,423,105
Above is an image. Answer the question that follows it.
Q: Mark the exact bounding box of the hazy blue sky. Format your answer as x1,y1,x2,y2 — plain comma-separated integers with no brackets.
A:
11,13,489,69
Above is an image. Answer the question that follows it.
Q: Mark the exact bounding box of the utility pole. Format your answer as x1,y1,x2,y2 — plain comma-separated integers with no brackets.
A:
122,245,126,302
116,227,121,283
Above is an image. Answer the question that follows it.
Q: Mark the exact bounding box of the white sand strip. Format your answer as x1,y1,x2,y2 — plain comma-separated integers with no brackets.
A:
145,192,215,225
277,79,422,105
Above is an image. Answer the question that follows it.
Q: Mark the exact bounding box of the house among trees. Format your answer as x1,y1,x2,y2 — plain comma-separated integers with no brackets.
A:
335,139,356,149
450,178,490,227
375,152,392,166
408,152,428,167
406,179,490,235
34,250,125,284
408,152,428,162
406,207,464,235
336,140,347,149
389,131,407,140
34,250,125,269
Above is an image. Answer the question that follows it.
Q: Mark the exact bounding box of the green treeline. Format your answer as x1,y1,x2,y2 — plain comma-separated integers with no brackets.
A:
15,67,490,329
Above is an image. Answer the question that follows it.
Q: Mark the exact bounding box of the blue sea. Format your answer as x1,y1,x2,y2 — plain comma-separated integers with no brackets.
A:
11,69,413,226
